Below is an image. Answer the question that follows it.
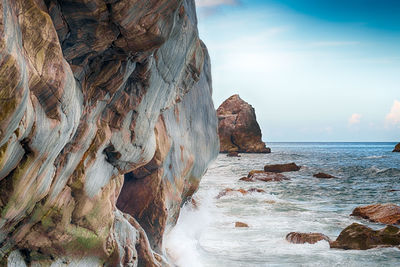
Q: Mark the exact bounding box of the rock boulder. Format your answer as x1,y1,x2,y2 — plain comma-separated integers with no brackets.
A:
330,223,400,250
217,95,271,153
286,232,331,244
351,203,400,225
264,163,301,173
313,172,336,179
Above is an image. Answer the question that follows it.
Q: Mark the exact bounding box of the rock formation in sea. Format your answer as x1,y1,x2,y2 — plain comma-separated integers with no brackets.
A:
0,0,218,265
217,94,271,153
286,232,331,244
351,204,400,225
330,223,400,250
393,143,400,152
264,163,301,173
313,172,336,179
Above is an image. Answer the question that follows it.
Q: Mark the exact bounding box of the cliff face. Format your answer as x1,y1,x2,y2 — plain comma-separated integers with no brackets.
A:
217,95,270,153
0,0,219,266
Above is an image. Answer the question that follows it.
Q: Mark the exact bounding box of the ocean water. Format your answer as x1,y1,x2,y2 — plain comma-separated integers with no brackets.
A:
165,142,400,267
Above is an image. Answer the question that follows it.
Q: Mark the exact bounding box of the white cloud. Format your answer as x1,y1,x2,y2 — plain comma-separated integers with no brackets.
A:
196,0,238,7
348,113,362,126
385,100,400,128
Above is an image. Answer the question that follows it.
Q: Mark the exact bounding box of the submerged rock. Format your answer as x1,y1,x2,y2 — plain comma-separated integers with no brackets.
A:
240,170,288,182
227,151,241,157
393,143,400,152
286,232,331,244
313,172,336,179
217,95,271,153
330,223,400,250
0,0,218,265
235,222,249,228
351,204,400,225
264,163,301,173
216,188,265,199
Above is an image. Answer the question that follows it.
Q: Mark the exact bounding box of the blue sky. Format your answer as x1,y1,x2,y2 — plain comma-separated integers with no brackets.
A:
195,0,400,142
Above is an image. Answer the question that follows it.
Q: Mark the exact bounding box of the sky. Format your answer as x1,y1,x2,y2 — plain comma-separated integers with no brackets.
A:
195,0,400,142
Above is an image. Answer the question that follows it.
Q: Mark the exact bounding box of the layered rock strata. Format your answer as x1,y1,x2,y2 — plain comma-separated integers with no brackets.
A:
0,0,218,266
217,94,271,153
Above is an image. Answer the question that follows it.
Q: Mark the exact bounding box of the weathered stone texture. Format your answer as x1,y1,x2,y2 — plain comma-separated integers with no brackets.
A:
0,0,218,265
217,94,270,153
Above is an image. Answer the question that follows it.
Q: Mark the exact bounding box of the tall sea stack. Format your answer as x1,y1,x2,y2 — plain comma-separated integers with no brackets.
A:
0,0,218,265
217,94,271,153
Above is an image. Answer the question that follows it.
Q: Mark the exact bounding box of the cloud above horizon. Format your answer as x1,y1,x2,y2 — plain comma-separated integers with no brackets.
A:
385,100,400,128
348,113,362,126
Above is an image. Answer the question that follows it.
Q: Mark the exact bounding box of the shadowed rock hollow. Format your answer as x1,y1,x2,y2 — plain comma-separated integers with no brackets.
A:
217,94,271,153
0,0,218,265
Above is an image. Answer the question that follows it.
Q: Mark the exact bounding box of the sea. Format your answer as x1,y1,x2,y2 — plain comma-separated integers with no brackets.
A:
165,142,400,267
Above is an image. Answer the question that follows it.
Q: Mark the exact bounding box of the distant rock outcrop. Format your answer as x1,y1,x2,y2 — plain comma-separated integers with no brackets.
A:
351,204,400,225
217,95,271,153
393,143,400,152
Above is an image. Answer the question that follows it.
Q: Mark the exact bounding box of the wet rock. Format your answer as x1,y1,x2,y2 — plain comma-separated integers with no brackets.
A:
264,163,301,173
217,95,271,153
351,204,400,225
0,0,218,265
330,223,400,250
248,188,266,193
227,151,240,157
240,170,288,182
216,188,265,199
313,172,336,179
286,232,331,244
393,143,400,152
235,222,249,228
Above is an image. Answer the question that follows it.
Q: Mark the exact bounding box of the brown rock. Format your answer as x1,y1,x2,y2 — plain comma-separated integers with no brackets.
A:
217,95,271,153
313,172,336,179
235,222,249,228
330,223,400,250
241,170,289,182
227,151,240,157
393,143,400,152
351,203,400,225
286,232,331,244
264,163,300,173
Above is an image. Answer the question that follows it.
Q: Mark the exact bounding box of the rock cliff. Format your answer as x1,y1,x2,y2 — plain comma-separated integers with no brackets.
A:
217,95,270,153
393,143,400,152
0,0,219,266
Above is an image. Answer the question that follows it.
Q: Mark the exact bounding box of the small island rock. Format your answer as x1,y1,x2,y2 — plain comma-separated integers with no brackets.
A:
393,143,400,152
217,95,271,153
240,170,288,182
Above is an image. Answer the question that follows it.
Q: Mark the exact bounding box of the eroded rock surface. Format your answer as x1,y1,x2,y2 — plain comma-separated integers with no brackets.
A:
330,223,400,250
351,204,400,225
0,0,218,265
217,94,271,153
